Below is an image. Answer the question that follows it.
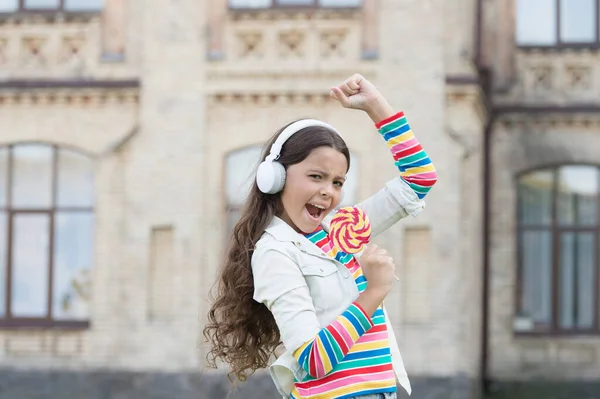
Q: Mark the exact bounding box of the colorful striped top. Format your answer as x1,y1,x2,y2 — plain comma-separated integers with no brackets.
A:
289,112,437,399
376,111,437,199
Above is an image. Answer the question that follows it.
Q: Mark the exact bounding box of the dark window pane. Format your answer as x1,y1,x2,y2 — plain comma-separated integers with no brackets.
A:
560,0,597,43
11,213,50,318
557,166,598,226
276,0,314,5
226,208,242,242
52,212,93,320
518,170,554,226
520,230,553,326
0,212,6,317
516,0,556,45
24,0,60,9
559,232,596,330
229,0,271,8
56,149,94,208
337,152,359,208
559,232,575,329
225,147,262,207
319,0,361,5
0,0,18,12
64,0,104,10
576,233,595,329
0,148,7,207
11,145,53,209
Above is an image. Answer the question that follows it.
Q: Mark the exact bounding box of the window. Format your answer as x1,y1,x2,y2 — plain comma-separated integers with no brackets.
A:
225,146,263,239
224,146,360,240
516,165,599,334
516,0,599,47
0,0,104,13
228,0,361,9
0,144,94,328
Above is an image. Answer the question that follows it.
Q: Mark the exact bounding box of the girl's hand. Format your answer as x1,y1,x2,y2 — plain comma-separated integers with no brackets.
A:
329,74,395,123
357,244,396,296
329,74,381,111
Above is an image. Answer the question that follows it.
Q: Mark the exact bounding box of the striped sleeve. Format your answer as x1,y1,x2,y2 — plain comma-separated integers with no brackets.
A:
293,302,374,378
375,111,438,199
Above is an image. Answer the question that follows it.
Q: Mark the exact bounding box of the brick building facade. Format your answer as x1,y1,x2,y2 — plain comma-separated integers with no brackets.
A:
0,0,599,398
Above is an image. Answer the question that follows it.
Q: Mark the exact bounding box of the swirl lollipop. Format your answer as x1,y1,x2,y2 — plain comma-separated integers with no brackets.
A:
329,206,371,254
329,206,400,281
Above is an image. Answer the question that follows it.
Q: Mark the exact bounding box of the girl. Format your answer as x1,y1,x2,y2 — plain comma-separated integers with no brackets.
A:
204,74,437,399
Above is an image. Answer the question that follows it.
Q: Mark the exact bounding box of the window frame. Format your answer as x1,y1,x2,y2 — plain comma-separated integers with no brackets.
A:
516,0,600,49
0,0,103,14
0,143,94,330
515,163,600,336
228,0,362,10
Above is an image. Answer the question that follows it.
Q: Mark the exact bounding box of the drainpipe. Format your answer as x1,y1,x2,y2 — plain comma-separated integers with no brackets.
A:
474,0,494,395
481,91,494,396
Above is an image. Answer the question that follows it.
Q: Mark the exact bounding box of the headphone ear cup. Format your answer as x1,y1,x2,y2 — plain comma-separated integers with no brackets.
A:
270,161,286,194
256,161,286,194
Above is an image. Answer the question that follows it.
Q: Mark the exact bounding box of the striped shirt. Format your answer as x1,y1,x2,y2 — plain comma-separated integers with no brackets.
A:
289,112,437,399
376,111,437,199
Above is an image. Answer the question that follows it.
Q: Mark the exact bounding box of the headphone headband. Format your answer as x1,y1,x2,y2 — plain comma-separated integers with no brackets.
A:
265,119,343,162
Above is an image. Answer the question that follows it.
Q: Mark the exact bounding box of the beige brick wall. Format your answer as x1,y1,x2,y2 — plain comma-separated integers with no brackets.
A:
0,0,490,384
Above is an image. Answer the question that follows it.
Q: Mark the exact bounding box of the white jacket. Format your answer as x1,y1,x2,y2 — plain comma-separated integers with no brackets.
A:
251,177,425,398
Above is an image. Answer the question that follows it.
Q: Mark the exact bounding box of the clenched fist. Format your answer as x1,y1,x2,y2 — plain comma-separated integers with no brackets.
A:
329,73,383,111
357,244,397,295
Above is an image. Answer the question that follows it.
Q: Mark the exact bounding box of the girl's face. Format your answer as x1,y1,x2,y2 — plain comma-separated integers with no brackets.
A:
279,146,348,234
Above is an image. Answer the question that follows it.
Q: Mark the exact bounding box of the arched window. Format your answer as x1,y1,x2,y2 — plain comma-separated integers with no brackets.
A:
516,164,599,333
0,144,94,328
224,146,359,239
225,146,264,238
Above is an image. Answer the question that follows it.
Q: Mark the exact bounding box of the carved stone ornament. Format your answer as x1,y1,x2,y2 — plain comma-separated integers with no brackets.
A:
0,89,139,107
207,92,331,107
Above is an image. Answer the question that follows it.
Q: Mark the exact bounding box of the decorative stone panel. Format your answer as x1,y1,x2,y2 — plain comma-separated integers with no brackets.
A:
210,9,371,80
496,49,600,106
0,13,136,80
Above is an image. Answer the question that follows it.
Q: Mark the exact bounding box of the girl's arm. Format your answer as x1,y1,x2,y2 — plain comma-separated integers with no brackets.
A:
328,75,438,236
252,247,384,379
334,81,438,201
372,104,437,200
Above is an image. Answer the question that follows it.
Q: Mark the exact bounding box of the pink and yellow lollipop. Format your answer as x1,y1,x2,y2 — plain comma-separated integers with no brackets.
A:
329,206,371,254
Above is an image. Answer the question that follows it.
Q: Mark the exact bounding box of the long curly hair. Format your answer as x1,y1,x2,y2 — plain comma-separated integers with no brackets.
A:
202,119,350,382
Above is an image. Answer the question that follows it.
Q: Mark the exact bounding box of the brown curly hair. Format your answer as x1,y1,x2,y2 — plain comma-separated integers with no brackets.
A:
202,119,350,382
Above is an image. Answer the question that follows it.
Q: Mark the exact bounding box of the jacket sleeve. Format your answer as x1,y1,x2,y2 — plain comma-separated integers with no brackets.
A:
352,111,438,237
252,247,374,379
376,111,438,200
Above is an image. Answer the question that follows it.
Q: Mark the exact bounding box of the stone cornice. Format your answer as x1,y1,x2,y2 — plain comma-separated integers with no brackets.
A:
0,11,100,25
205,66,377,80
228,8,362,22
207,91,331,106
0,87,139,106
495,106,600,129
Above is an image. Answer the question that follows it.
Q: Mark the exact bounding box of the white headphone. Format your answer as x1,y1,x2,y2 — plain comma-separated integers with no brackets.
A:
256,119,344,195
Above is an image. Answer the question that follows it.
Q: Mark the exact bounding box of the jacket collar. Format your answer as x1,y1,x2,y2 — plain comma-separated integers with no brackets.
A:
264,216,332,259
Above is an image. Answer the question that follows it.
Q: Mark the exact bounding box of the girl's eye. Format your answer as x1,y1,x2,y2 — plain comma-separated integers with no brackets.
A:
334,181,344,188
310,174,322,180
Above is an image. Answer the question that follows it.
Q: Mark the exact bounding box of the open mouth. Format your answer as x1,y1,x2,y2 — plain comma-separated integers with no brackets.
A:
305,203,326,221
